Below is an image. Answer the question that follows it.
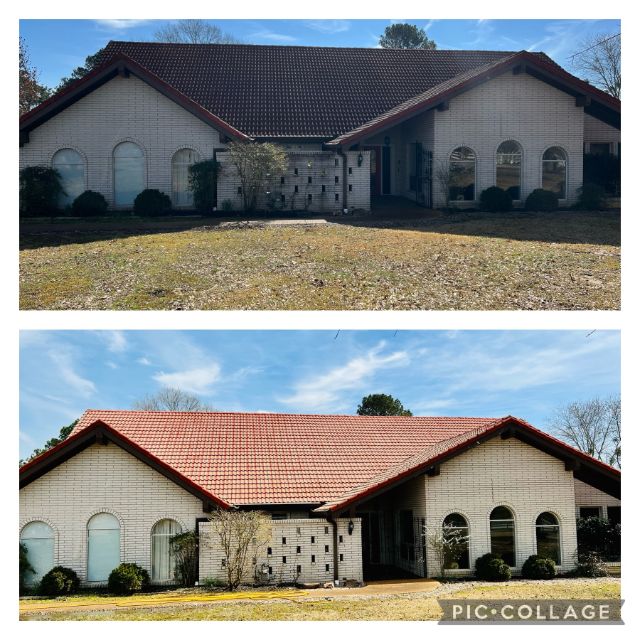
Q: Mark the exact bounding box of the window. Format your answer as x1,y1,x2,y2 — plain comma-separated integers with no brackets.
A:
449,147,476,201
113,141,144,207
20,521,54,586
607,506,621,527
496,141,522,200
171,148,198,207
52,149,85,207
399,510,415,562
590,143,611,156
536,512,560,564
579,507,601,519
87,513,120,582
443,513,470,570
151,519,182,582
490,506,515,566
542,147,567,199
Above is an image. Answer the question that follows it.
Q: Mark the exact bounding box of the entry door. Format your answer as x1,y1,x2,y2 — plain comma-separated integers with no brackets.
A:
363,146,382,196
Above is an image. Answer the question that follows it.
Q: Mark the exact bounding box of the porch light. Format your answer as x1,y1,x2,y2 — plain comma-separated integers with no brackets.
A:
307,160,312,168
348,520,354,535
357,153,363,167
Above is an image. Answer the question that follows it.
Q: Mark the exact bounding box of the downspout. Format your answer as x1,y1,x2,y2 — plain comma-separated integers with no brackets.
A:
327,513,340,583
194,516,208,585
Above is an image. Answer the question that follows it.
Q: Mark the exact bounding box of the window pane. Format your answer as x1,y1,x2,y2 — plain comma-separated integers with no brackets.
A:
20,522,54,586
490,506,513,520
443,513,469,569
536,515,560,564
490,520,515,566
114,142,144,206
87,513,120,582
536,512,558,527
152,519,182,582
52,149,85,207
172,149,198,207
579,507,601,519
496,141,521,200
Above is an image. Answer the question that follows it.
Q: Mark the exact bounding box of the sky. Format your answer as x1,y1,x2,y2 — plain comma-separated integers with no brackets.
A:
19,330,620,459
19,19,621,89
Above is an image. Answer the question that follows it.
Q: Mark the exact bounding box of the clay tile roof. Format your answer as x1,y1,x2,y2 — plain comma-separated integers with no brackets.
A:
72,410,500,506
99,42,531,139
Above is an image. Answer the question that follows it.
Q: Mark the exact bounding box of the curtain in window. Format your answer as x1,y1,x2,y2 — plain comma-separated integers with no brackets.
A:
536,512,561,564
20,521,54,585
542,147,567,198
172,149,199,207
87,513,120,582
496,141,522,200
52,149,85,207
114,141,144,207
449,147,476,201
490,506,515,566
151,519,182,582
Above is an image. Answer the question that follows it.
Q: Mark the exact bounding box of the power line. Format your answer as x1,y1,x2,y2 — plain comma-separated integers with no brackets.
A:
569,33,620,60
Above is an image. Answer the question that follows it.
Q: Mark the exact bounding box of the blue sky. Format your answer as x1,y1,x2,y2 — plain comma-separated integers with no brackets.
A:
19,19,621,89
19,330,620,459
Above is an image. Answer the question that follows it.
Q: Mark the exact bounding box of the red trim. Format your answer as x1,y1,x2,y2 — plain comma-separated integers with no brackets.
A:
19,419,232,510
19,53,251,143
328,51,620,148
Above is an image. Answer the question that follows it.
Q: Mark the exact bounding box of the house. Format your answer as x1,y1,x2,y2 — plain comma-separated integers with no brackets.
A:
19,410,620,587
19,43,620,213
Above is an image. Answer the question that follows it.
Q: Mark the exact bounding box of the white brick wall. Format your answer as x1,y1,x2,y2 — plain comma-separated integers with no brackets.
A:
19,76,222,208
584,114,620,154
423,437,578,576
574,478,620,517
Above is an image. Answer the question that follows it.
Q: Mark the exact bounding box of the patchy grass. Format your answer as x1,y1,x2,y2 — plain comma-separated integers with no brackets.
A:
20,578,620,621
19,210,620,310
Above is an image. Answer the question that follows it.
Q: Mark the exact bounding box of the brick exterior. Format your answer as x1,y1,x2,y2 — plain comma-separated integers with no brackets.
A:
584,114,621,155
574,478,621,518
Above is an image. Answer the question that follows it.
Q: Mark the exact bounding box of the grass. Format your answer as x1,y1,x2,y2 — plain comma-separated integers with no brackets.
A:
19,578,620,621
19,210,620,310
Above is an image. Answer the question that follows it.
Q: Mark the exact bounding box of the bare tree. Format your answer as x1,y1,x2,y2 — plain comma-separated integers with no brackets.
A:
570,33,621,98
434,160,452,210
208,509,272,590
133,387,213,411
154,20,239,44
549,396,621,468
426,523,469,578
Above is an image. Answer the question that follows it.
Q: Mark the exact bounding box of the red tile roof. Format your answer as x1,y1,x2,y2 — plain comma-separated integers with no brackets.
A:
70,410,501,505
97,42,541,139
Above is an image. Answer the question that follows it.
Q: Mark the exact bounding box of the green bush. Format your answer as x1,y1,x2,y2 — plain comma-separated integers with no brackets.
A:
189,159,218,213
170,530,199,587
19,165,64,217
221,199,234,212
108,562,150,595
19,543,35,593
133,189,172,217
479,186,513,212
573,551,608,578
71,190,108,217
577,516,620,561
576,183,606,210
39,566,80,596
583,153,620,195
525,189,559,212
475,553,512,581
521,554,556,580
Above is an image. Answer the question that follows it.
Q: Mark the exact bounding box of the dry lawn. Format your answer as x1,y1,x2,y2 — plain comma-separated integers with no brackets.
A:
19,211,620,310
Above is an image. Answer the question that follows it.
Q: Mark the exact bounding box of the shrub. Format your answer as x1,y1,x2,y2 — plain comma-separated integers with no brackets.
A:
221,199,234,212
577,516,620,560
189,159,218,213
576,183,606,210
475,553,511,581
583,153,620,195
71,190,108,217
170,530,199,587
108,562,150,595
574,551,608,578
525,189,559,212
133,189,172,217
19,165,64,217
479,186,512,212
19,543,35,593
521,554,556,580
39,566,80,596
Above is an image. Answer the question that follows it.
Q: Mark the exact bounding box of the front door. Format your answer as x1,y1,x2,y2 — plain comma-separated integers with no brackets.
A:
357,511,382,580
363,146,382,196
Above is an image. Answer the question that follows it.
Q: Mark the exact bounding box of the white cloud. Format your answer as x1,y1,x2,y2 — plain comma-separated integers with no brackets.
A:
153,363,222,395
137,357,152,366
250,30,297,43
95,19,149,31
280,342,409,411
104,330,127,353
106,361,118,370
48,350,96,397
305,20,351,34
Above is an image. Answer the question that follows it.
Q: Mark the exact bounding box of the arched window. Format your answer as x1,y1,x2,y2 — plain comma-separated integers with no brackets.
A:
172,149,199,207
496,141,522,200
536,512,561,564
87,513,120,582
151,519,182,582
52,148,85,207
113,141,144,207
20,521,54,585
443,513,470,569
542,147,567,199
490,506,515,566
449,147,476,201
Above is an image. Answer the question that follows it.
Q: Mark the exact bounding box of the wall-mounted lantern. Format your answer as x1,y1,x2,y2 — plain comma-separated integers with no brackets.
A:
348,520,355,535
357,153,363,167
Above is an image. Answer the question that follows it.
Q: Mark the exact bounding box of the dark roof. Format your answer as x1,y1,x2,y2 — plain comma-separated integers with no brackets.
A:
20,411,620,509
98,42,535,139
